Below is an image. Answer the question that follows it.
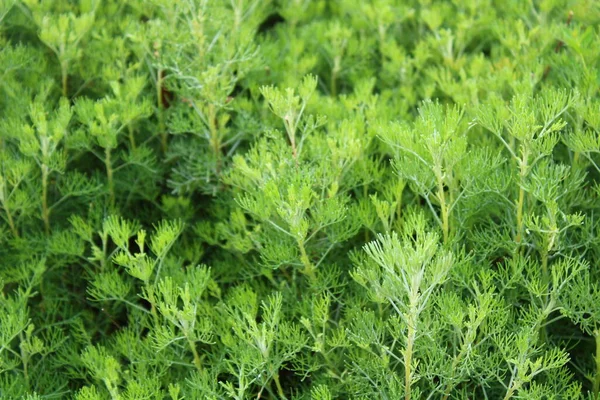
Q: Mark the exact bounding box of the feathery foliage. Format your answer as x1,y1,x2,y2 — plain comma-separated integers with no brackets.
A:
1,0,600,398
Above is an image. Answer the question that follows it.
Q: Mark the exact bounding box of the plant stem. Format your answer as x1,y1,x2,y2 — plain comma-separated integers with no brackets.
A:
404,320,415,400
141,279,161,326
104,378,120,400
187,337,202,372
442,348,468,400
503,369,522,400
41,164,50,234
273,373,286,399
514,149,528,251
149,301,159,327
440,195,449,245
537,247,550,346
4,205,18,238
298,238,315,281
378,24,386,67
208,103,221,175
19,332,29,391
435,166,449,245
593,331,600,397
396,181,404,224
541,248,549,287
61,61,68,97
157,69,167,153
105,147,115,207
128,124,136,149
283,116,298,166
404,304,417,400
503,386,517,400
331,56,340,97
515,186,525,247
364,183,370,242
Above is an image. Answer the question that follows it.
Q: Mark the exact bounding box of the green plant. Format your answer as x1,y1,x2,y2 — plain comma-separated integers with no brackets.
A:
1,0,600,399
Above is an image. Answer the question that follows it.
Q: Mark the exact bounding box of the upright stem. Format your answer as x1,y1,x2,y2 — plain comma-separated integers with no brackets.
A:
515,186,525,247
283,117,298,166
274,373,287,399
19,332,29,390
157,69,167,153
187,336,202,372
144,282,160,327
4,205,18,238
329,56,340,97
435,167,449,245
207,103,221,175
104,379,120,400
105,147,115,207
100,234,108,270
593,331,600,397
364,183,371,242
378,24,386,67
503,365,524,400
535,245,552,347
298,238,315,281
440,195,449,245
442,330,477,400
128,124,136,149
61,61,68,98
41,164,50,234
514,150,528,251
290,136,298,165
541,248,549,287
404,312,416,400
396,181,405,225
503,385,517,400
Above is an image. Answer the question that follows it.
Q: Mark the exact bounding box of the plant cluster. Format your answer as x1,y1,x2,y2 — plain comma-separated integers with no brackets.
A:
1,0,600,399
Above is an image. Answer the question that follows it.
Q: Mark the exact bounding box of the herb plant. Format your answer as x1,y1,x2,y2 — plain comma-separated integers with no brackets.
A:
1,0,600,399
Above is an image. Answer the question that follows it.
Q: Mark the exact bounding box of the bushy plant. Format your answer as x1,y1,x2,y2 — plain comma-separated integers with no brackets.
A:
1,0,600,398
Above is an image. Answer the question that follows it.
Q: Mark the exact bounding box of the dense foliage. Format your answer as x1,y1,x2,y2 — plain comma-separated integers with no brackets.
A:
1,0,600,398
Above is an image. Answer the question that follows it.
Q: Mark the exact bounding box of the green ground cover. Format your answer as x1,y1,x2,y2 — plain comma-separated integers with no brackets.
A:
1,0,600,398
